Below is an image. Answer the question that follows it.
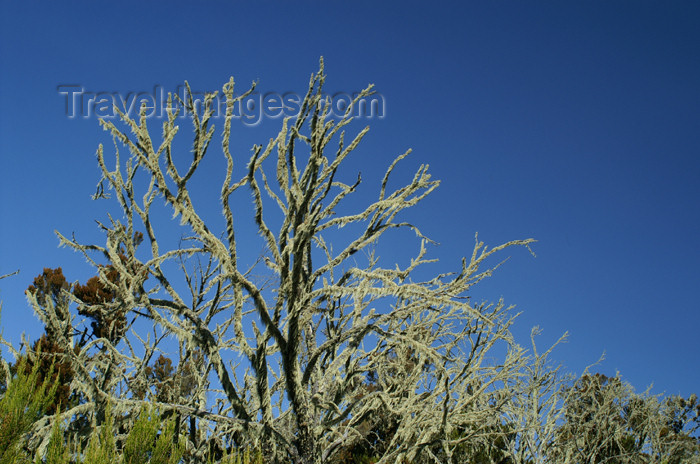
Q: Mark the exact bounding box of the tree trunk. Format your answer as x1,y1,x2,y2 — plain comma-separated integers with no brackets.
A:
296,417,320,464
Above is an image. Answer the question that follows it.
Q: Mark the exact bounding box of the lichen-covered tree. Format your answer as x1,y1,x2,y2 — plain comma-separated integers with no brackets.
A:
497,328,575,464
11,59,539,463
549,373,700,464
0,258,156,451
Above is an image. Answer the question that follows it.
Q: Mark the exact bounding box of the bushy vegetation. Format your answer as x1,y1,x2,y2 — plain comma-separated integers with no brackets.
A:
1,362,697,462
0,60,698,463
0,355,58,464
0,366,263,464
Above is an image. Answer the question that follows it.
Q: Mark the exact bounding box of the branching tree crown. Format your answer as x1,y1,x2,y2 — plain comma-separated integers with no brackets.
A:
18,59,540,464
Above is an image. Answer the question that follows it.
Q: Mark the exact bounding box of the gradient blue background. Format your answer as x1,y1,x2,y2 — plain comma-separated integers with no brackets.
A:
1,1,698,398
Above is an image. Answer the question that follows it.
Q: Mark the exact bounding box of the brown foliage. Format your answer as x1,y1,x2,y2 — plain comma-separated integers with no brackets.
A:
73,266,126,342
73,231,148,343
19,335,77,415
27,267,71,306
23,268,79,414
27,267,72,337
22,250,147,413
132,354,198,404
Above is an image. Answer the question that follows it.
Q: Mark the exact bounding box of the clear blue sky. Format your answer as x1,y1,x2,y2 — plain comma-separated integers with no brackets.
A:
1,1,698,398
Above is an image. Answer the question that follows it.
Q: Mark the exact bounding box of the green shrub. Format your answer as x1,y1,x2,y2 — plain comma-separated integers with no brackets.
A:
0,355,58,464
42,418,70,464
122,406,183,464
214,447,263,464
36,404,185,464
